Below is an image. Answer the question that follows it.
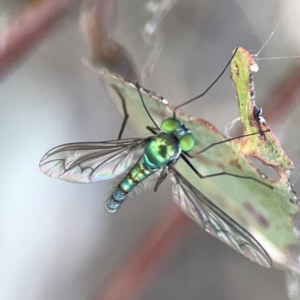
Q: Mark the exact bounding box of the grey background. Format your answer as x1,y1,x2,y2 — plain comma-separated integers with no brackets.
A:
1,0,300,299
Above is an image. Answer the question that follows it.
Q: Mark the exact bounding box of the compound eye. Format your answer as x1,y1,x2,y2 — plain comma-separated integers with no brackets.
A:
161,118,181,133
179,133,195,152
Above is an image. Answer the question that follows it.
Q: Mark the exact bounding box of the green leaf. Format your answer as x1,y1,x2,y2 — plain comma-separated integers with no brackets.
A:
85,49,300,273
231,47,294,173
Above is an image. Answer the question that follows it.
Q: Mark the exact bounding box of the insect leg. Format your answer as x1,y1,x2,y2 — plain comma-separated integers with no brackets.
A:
180,153,273,189
111,85,129,140
186,130,270,158
173,48,239,118
136,82,159,129
154,167,169,192
146,126,159,134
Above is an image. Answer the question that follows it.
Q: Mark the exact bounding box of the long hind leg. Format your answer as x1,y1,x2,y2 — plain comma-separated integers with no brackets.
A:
180,153,272,189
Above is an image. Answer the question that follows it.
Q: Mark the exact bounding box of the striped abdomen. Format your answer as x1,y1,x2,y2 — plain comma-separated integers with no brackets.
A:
106,156,158,212
106,132,181,213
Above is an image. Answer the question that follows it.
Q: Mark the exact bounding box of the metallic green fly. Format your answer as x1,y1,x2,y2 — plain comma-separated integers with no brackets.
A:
40,49,277,268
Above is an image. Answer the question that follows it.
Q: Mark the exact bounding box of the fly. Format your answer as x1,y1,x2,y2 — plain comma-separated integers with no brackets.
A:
39,48,273,268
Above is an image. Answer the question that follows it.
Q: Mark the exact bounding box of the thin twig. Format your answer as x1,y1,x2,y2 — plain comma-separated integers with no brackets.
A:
0,0,77,79
96,205,193,300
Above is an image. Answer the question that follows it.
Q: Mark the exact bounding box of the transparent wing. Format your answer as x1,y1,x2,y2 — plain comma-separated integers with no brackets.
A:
39,138,146,183
170,170,272,268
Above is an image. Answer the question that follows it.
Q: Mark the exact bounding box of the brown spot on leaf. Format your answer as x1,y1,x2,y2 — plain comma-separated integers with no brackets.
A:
235,63,240,76
229,158,241,169
243,202,270,228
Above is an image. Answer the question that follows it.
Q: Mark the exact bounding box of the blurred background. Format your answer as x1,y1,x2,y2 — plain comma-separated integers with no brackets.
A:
1,0,300,299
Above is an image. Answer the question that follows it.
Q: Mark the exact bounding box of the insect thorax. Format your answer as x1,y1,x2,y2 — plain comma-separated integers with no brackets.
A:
143,132,181,169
